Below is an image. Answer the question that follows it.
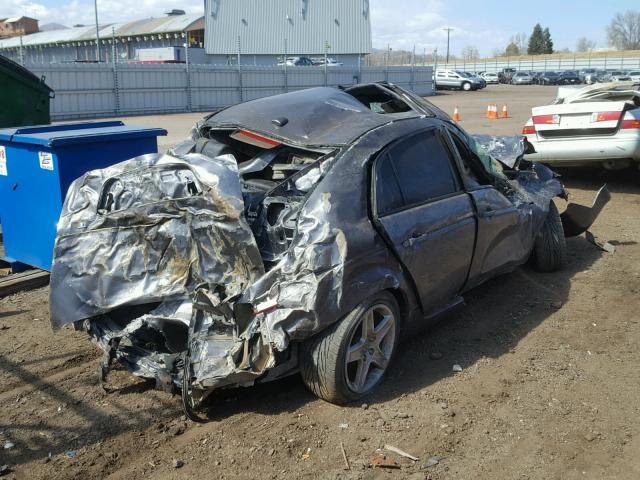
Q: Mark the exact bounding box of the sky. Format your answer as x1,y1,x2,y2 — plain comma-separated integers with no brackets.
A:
1,0,638,56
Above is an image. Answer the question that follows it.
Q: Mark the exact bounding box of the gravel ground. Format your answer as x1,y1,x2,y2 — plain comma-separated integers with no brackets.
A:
1,84,639,480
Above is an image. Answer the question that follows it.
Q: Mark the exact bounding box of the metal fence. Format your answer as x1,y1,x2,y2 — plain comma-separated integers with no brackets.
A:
436,54,640,73
25,63,433,120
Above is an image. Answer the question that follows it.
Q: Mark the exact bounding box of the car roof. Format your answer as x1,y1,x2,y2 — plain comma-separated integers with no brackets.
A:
205,84,428,147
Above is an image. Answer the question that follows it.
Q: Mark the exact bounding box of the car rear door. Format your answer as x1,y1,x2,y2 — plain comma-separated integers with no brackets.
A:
372,128,476,314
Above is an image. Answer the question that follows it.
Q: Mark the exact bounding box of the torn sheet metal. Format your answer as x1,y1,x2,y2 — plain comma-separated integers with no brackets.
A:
49,153,264,329
561,185,611,237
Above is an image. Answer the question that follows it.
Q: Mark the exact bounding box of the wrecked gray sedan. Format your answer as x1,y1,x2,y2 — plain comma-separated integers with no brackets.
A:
49,82,607,418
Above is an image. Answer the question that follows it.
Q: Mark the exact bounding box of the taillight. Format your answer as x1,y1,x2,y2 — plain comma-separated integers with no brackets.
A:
522,125,536,135
621,119,640,129
590,111,622,122
230,129,282,149
532,114,560,125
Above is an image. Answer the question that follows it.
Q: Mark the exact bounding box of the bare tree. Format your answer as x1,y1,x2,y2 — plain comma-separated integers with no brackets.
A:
511,33,528,53
491,48,503,58
576,37,596,52
461,45,479,61
607,10,640,50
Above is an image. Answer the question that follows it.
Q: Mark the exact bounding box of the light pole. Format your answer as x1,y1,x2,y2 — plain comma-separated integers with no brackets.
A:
94,0,101,61
442,27,453,65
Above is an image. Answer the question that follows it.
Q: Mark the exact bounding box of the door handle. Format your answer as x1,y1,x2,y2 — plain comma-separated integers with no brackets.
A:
402,230,422,248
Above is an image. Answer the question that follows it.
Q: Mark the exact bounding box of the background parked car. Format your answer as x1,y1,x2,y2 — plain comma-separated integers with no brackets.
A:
498,67,516,84
579,68,598,83
628,70,640,84
511,71,533,85
312,57,344,67
607,70,633,82
462,72,487,89
538,71,560,85
557,71,581,85
481,72,499,84
277,56,314,67
584,70,606,84
435,69,482,91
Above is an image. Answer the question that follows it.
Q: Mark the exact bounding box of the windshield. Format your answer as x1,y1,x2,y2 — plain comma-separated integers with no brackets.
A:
516,72,528,77
455,71,471,78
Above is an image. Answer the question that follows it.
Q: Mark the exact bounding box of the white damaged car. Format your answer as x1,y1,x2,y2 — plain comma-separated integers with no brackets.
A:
522,83,640,170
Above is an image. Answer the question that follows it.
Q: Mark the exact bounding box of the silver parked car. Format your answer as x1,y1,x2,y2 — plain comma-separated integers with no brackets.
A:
511,71,533,85
522,83,640,169
434,69,481,91
481,72,499,84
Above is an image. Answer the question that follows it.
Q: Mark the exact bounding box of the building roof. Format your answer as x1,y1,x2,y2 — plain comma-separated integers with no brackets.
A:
4,16,38,23
205,0,372,55
0,13,203,49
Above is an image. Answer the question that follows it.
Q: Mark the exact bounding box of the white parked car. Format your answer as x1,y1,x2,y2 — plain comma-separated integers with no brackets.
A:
522,83,640,169
628,70,640,84
481,72,499,84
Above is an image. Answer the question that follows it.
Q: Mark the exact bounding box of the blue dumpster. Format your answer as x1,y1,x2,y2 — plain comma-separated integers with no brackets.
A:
0,121,167,271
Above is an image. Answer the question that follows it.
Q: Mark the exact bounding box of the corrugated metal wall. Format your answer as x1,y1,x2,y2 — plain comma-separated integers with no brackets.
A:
205,0,371,55
27,63,433,120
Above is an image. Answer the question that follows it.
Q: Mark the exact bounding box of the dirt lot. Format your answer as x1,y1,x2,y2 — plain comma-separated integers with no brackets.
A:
1,85,639,479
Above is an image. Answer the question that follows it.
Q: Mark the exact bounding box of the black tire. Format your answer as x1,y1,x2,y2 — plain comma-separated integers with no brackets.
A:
300,291,400,404
461,81,471,91
533,202,567,272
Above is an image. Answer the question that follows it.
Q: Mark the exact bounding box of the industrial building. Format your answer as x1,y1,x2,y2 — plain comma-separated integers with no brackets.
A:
205,0,372,65
0,11,205,64
0,0,372,66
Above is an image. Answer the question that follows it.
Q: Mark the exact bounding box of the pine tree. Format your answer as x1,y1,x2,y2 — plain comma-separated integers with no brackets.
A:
543,27,554,53
528,24,545,54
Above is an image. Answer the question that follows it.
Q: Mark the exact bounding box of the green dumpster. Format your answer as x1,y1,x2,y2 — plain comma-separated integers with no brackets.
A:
0,55,54,128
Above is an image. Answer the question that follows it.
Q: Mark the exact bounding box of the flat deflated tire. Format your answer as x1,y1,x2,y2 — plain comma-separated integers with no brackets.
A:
300,292,400,404
533,202,567,272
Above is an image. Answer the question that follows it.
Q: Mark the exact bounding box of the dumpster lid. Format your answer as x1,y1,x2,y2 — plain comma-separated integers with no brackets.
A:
0,121,167,147
0,55,53,94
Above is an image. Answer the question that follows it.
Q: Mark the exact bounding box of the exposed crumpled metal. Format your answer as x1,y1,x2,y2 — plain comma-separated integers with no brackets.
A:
49,153,264,329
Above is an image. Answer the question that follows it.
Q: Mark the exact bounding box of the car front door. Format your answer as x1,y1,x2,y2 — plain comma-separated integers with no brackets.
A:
372,128,476,314
444,129,532,289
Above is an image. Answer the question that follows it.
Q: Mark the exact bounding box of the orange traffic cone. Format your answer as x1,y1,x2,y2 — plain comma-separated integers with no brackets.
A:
486,104,491,119
453,106,460,121
492,104,499,119
501,104,508,118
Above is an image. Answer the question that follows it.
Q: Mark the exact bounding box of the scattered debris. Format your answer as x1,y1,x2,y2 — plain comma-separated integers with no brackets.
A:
3,442,14,450
339,442,350,471
585,231,615,253
172,459,184,468
302,447,311,461
370,453,400,469
65,450,77,459
550,301,563,309
361,403,369,410
0,325,9,330
584,433,596,442
0,465,10,477
384,444,418,461
452,364,463,373
429,351,443,360
338,423,349,430
424,454,446,467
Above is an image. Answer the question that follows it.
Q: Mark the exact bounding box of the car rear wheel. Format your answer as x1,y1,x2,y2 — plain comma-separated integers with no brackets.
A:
461,82,471,91
300,292,400,404
532,202,567,272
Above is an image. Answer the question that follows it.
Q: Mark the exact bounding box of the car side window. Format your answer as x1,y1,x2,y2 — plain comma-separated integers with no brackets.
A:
375,130,459,215
375,153,404,215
